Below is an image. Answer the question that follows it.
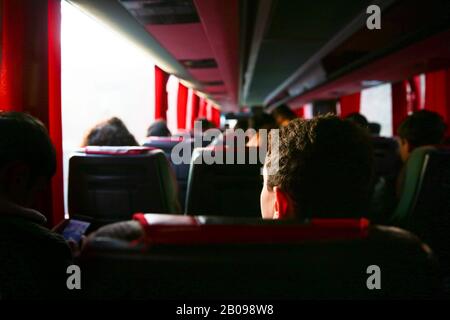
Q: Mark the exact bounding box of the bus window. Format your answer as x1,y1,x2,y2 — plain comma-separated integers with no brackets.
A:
61,1,156,216
360,83,393,137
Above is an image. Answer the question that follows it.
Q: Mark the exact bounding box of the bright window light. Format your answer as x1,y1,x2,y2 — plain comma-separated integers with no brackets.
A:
61,1,156,215
360,83,393,137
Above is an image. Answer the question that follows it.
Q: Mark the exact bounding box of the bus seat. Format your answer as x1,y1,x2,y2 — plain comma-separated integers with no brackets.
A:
143,137,196,211
68,146,180,222
372,137,401,178
391,146,450,274
79,214,440,299
185,147,264,217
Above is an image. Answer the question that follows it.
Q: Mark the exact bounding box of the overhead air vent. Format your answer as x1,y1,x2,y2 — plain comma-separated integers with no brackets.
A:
180,59,217,69
120,0,200,25
202,81,224,86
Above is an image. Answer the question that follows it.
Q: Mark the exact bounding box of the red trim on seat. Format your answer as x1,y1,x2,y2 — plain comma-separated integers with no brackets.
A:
133,213,149,227
83,146,156,155
132,215,370,246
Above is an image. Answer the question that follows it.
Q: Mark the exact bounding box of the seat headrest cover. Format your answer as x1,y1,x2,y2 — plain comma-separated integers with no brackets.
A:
82,146,156,155
132,213,370,245
145,136,184,143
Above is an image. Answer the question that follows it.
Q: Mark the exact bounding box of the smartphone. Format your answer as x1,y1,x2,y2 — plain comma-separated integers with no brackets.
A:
61,219,91,243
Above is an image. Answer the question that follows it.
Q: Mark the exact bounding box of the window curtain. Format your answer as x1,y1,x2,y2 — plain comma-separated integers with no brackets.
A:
339,92,361,118
154,66,169,120
210,106,221,128
424,69,450,133
198,97,208,118
186,90,200,130
0,0,64,227
294,106,305,118
391,80,409,136
176,83,188,129
409,75,423,112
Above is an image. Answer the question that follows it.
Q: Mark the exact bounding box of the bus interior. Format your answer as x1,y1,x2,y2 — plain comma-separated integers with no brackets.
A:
1,0,450,302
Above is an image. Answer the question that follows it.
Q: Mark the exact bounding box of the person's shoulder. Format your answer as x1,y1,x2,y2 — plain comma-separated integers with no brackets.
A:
0,215,70,254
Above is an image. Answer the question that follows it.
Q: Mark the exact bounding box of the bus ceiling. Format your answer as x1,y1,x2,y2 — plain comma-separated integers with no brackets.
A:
67,0,450,111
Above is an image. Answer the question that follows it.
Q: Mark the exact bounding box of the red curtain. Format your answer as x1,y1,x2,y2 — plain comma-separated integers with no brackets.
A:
0,0,64,227
409,75,423,112
210,106,221,128
424,69,450,133
391,80,409,135
294,106,305,118
176,83,188,129
0,0,25,110
198,97,208,118
339,92,361,118
154,66,169,120
187,90,200,130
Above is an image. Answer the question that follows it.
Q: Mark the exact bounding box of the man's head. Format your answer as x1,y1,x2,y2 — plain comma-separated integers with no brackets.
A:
83,117,139,147
345,113,369,130
0,111,56,207
272,104,297,127
397,110,446,162
261,115,373,220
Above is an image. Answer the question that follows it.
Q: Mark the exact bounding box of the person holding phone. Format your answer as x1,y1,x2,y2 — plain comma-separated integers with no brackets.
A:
0,111,73,299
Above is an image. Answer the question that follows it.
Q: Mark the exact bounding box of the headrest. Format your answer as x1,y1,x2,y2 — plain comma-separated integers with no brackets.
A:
81,146,156,155
144,136,185,143
132,213,370,246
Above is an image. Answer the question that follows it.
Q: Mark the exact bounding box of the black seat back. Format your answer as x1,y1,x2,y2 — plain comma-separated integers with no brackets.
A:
68,147,179,221
372,137,401,178
143,137,197,211
401,147,450,274
79,216,440,299
185,147,264,217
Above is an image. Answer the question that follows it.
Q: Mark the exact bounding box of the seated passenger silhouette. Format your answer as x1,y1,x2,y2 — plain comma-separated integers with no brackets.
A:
82,117,139,146
344,112,369,131
397,110,446,163
0,111,72,299
146,119,171,137
261,115,373,219
271,104,297,127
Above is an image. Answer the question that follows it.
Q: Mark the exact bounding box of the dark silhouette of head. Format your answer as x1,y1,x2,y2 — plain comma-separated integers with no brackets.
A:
0,111,56,207
272,104,297,127
147,119,171,137
345,113,369,129
83,117,138,147
398,110,446,161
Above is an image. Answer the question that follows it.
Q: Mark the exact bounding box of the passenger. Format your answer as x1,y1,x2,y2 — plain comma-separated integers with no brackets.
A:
247,113,277,147
271,104,297,127
235,118,249,131
260,115,373,219
397,110,446,163
0,111,73,299
82,117,139,146
146,119,171,137
369,122,381,136
344,113,369,131
195,118,215,132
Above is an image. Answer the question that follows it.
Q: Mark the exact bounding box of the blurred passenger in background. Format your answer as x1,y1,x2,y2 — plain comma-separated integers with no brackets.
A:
397,110,446,163
82,117,139,146
344,113,369,131
271,104,297,127
369,122,381,136
146,119,171,137
247,113,277,147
